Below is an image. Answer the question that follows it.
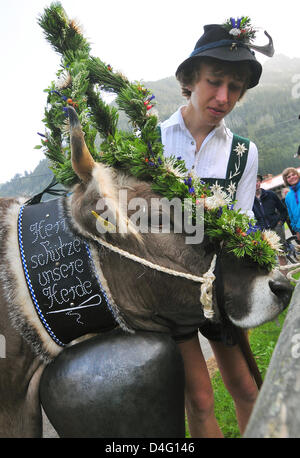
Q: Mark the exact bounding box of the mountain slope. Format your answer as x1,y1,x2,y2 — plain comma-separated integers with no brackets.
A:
1,54,299,197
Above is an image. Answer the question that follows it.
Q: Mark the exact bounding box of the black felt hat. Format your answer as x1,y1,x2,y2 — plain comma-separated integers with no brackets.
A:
176,23,274,89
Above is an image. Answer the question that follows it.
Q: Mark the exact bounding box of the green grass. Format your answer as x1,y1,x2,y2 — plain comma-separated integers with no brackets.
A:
185,307,288,438
215,309,287,438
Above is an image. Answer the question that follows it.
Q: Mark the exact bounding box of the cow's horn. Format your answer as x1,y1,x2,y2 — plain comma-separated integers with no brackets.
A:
68,106,95,183
249,30,274,57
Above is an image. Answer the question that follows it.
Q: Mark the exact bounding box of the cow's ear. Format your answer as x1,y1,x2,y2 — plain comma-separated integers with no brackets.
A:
67,107,141,240
68,106,95,183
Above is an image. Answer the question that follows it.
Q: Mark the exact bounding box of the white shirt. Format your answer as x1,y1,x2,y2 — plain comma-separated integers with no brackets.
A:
160,107,258,214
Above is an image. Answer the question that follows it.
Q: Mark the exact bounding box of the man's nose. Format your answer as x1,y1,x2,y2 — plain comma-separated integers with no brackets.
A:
215,84,229,104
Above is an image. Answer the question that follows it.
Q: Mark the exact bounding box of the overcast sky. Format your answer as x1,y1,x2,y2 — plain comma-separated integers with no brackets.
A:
1,0,300,184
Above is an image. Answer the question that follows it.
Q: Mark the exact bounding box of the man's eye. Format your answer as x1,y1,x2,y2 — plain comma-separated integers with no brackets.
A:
207,79,219,86
230,84,243,92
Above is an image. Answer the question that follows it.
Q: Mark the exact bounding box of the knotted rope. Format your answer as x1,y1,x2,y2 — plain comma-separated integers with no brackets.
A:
96,238,217,319
277,262,300,282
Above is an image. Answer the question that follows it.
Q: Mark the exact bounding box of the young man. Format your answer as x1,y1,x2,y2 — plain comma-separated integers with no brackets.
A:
253,174,287,266
161,19,274,437
253,174,287,231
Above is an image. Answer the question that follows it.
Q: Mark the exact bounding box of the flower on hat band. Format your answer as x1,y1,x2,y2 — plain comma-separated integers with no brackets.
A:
223,16,256,43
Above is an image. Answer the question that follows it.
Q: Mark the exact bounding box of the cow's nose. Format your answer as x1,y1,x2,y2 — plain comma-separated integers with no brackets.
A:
269,278,294,307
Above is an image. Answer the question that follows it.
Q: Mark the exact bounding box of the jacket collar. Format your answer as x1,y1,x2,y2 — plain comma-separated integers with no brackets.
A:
256,188,267,200
290,180,300,192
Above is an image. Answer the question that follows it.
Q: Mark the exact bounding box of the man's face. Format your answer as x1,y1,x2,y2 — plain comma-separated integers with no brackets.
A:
256,178,262,191
187,63,245,126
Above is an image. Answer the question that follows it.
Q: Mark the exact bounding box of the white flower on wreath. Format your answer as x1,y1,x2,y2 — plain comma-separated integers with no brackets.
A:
234,142,248,157
189,169,198,181
205,188,232,210
262,230,283,253
164,158,186,179
210,182,224,194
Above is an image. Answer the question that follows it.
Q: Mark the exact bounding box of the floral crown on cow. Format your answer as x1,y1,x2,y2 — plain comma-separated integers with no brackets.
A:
37,4,280,271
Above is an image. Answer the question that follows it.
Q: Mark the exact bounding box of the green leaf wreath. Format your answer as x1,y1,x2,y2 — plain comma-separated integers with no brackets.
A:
36,3,281,271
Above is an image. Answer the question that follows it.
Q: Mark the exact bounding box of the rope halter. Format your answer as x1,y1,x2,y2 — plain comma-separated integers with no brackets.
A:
277,262,300,282
96,237,217,319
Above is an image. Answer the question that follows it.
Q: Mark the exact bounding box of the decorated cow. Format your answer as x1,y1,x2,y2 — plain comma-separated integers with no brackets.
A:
0,106,293,437
0,4,293,437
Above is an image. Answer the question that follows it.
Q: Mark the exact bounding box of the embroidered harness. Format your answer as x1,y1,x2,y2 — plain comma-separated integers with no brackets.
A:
18,198,117,347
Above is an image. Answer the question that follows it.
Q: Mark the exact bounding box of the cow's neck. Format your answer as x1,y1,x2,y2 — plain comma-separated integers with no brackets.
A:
92,234,218,333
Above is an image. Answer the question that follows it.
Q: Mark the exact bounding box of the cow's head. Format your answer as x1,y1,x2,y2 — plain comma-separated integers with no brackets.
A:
66,106,293,335
217,253,293,328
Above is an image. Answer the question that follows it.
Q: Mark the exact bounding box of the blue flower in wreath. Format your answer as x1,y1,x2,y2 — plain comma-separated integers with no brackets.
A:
246,222,259,235
217,207,223,218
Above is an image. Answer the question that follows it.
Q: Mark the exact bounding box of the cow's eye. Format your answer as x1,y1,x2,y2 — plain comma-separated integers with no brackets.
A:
149,212,174,231
149,212,163,228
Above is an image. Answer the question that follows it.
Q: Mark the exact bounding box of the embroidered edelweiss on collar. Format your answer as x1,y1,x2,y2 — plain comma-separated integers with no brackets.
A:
228,142,248,182
234,142,248,156
226,182,237,199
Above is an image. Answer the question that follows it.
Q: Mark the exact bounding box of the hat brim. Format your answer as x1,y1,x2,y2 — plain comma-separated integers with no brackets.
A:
176,46,262,89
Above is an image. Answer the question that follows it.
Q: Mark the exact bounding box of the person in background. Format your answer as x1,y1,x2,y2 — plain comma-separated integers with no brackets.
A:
281,187,289,202
253,174,287,265
282,167,300,241
293,145,300,158
281,187,294,235
160,17,274,437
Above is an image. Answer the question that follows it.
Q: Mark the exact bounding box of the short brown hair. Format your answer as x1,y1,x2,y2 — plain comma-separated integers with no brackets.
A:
282,167,300,186
176,56,251,99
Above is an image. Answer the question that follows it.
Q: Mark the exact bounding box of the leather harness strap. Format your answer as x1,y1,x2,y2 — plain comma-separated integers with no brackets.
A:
18,198,117,346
